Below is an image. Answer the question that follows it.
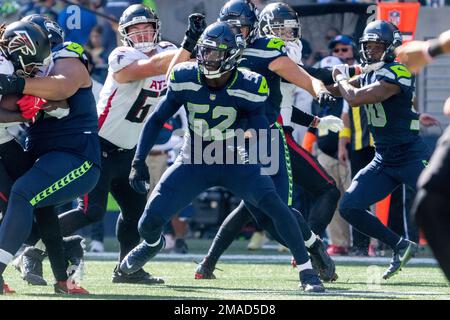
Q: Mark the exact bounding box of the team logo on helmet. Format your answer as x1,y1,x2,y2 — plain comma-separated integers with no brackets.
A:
388,10,401,26
8,30,37,56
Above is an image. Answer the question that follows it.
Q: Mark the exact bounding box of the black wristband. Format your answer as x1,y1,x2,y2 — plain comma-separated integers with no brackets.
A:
181,36,197,53
0,74,25,95
428,39,444,58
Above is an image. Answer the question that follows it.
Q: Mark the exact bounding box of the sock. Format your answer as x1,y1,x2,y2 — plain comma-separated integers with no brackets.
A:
297,260,313,272
304,233,317,248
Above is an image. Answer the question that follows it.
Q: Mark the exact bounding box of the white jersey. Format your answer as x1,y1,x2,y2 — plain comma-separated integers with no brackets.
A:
280,40,304,127
97,42,177,149
0,54,21,144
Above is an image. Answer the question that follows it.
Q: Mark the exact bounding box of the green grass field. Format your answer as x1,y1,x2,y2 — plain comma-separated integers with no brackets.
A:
1,260,449,300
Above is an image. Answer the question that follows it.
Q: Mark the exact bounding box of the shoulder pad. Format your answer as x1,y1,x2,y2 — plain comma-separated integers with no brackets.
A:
169,62,198,83
52,42,89,69
158,41,178,51
375,62,413,88
108,46,147,73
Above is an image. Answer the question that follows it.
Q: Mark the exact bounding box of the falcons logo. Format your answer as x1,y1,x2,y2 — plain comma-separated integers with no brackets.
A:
8,31,37,56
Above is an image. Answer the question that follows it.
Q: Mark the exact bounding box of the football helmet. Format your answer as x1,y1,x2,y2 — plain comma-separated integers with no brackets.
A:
259,2,301,42
1,21,52,77
359,20,402,65
196,22,245,79
219,0,259,44
21,14,64,49
118,4,160,53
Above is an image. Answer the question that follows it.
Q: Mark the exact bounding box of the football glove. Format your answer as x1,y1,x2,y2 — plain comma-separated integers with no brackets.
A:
129,159,150,194
317,115,344,133
317,90,337,108
16,95,46,120
181,13,207,53
0,73,25,95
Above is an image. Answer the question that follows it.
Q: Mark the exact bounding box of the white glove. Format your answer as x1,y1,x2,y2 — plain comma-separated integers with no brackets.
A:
332,64,352,82
359,61,385,74
317,115,344,133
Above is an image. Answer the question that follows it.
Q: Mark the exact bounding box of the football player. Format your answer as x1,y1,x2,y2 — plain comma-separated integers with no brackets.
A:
329,20,434,279
0,18,101,294
192,0,340,282
120,22,326,293
396,29,450,281
55,4,177,285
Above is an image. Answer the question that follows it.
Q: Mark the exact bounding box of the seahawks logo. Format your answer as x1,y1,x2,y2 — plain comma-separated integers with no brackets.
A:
8,30,36,56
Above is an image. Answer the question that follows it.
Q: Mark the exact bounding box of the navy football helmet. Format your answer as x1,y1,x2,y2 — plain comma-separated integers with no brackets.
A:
118,4,160,53
196,22,245,79
219,0,259,44
259,2,301,42
359,20,402,64
21,14,64,49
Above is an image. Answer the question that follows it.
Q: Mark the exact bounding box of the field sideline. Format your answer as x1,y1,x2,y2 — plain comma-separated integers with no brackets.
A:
1,258,449,300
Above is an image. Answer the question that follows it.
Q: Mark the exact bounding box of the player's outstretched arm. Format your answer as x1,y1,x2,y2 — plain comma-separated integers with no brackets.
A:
0,107,25,123
269,56,336,106
114,50,177,83
165,48,192,81
24,58,91,101
336,79,400,107
396,30,450,73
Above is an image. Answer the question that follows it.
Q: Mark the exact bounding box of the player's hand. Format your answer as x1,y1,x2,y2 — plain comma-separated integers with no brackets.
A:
0,73,25,95
317,90,337,107
317,115,344,133
16,95,46,120
395,41,431,73
129,159,150,194
181,13,207,53
359,61,385,74
419,113,440,127
332,64,351,82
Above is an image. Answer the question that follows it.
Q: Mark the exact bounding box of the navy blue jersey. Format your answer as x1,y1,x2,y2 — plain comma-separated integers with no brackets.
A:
24,42,101,166
240,36,287,124
134,62,270,163
359,62,419,147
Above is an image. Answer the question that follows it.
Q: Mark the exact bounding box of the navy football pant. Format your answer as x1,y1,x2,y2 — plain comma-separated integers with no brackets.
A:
0,151,100,257
58,143,147,261
340,152,428,249
413,125,450,281
138,160,311,265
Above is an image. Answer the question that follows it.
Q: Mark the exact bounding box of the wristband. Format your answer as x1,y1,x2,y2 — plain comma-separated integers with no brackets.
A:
309,116,320,128
428,39,445,58
339,127,351,138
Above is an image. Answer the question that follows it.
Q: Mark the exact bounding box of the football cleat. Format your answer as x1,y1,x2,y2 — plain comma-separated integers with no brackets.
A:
299,269,326,293
112,265,164,285
63,235,85,266
119,237,165,275
12,246,47,286
194,260,216,280
382,239,418,280
307,238,338,282
54,280,89,295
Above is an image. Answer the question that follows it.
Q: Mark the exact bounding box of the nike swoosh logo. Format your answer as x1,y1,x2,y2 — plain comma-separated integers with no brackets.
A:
125,259,132,270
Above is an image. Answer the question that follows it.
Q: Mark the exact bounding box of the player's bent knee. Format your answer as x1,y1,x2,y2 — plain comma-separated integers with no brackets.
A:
138,213,167,242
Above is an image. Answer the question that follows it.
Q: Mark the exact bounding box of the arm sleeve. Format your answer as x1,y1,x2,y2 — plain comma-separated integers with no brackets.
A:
291,107,315,127
134,91,182,161
303,66,334,85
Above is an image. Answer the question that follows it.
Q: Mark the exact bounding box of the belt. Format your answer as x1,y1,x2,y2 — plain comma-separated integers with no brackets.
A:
149,150,168,156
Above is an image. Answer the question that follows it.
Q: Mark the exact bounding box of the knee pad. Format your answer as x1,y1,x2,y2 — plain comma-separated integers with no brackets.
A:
138,213,167,243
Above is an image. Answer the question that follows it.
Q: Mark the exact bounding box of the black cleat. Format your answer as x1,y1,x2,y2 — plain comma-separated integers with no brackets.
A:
12,246,47,286
112,265,164,285
63,235,85,266
299,269,325,293
195,260,216,279
383,239,418,280
307,238,338,282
